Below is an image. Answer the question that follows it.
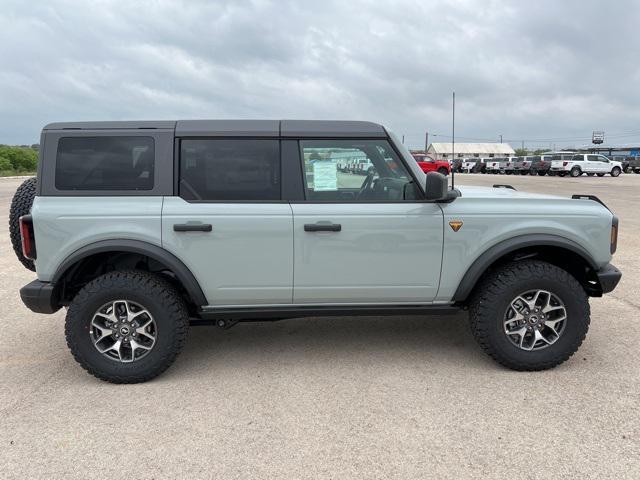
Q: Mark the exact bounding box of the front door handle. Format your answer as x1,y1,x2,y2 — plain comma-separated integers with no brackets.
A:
173,223,212,232
304,223,342,232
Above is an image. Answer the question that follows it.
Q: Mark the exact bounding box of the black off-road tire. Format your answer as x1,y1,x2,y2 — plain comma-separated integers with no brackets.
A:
9,177,37,271
469,260,590,371
65,271,190,383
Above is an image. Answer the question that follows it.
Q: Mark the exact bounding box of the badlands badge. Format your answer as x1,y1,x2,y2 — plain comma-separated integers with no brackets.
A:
449,220,463,232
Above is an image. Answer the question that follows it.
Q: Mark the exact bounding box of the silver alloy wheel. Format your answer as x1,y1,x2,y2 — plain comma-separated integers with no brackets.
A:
503,289,567,351
89,300,157,363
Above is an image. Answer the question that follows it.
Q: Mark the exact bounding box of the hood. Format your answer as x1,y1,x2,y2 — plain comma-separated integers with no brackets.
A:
457,185,565,201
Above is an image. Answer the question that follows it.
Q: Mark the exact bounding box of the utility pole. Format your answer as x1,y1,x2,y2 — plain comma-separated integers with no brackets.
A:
499,134,503,144
451,92,455,189
425,131,429,152
402,135,405,144
521,140,524,151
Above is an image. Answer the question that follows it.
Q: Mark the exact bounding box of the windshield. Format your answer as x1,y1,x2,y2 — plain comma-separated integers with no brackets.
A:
387,131,426,186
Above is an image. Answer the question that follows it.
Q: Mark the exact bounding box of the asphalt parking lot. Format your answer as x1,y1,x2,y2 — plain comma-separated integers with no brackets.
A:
0,174,638,479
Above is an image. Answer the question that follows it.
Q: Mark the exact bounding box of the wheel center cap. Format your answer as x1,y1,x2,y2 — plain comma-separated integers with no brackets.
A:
120,325,131,336
529,315,539,324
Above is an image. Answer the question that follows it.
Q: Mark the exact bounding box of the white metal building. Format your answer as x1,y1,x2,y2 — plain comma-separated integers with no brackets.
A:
427,142,515,161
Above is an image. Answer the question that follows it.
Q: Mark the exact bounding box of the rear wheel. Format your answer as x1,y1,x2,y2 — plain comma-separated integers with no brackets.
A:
597,173,605,177
469,260,589,371
537,171,547,176
65,271,190,383
437,167,448,176
558,172,567,177
9,177,37,271
586,173,595,176
570,166,582,177
610,167,621,177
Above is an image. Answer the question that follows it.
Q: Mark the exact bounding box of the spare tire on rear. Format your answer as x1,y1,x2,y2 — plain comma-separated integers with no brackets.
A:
9,177,37,271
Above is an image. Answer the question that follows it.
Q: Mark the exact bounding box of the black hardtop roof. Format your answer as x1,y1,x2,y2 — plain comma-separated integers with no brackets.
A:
43,120,387,138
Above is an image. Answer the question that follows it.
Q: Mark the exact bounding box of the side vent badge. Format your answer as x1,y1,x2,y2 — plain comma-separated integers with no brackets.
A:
449,220,463,232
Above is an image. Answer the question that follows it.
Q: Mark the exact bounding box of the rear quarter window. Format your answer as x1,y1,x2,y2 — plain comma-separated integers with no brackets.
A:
55,137,154,190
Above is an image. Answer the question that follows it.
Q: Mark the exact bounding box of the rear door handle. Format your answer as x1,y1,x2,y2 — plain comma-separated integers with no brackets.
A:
173,223,212,232
304,223,342,232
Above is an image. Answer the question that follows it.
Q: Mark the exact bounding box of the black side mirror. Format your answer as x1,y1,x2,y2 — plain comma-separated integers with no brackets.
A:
424,172,448,201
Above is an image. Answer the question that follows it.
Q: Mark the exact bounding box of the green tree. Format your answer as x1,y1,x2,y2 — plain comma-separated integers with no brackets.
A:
514,148,528,156
0,145,39,172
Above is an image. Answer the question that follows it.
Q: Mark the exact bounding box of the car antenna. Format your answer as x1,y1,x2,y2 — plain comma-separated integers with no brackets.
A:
451,91,455,190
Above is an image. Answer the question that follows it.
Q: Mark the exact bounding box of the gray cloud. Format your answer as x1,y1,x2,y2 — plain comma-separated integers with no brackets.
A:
0,0,638,149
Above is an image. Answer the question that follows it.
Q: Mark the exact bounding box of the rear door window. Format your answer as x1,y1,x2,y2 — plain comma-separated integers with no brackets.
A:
55,136,154,190
179,139,280,201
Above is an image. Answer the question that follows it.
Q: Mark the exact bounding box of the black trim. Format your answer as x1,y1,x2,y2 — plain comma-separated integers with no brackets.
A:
198,304,460,321
596,263,621,293
281,140,305,201
20,280,61,314
571,194,610,211
453,234,599,302
52,239,208,306
493,184,516,190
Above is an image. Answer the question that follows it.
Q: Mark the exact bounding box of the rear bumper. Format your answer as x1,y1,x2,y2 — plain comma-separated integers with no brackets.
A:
596,263,622,294
20,280,61,314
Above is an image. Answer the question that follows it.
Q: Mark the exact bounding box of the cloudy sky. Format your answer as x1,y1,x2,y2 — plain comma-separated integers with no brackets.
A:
1,0,638,149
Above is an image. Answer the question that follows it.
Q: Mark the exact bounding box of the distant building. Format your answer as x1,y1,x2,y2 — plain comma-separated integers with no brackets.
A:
427,142,515,161
569,144,640,157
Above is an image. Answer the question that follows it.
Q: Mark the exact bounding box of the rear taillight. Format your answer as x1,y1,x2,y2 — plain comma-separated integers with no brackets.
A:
563,161,568,167
19,215,36,260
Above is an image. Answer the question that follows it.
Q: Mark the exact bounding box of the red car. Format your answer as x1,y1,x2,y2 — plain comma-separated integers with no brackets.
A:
412,154,451,175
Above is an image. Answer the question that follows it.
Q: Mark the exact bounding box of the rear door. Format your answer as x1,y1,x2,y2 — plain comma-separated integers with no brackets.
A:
586,154,601,173
290,138,443,304
162,138,293,306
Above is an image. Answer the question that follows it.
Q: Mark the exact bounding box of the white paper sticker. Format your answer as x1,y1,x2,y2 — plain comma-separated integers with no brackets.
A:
312,161,338,191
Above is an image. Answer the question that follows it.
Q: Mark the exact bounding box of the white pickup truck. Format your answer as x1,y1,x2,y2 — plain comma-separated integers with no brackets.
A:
550,154,623,177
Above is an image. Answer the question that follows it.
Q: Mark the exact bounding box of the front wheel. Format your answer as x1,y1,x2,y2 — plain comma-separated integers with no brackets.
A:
611,167,621,177
469,260,590,371
537,171,547,176
437,167,448,176
587,173,595,176
65,271,190,383
570,167,582,177
597,173,605,177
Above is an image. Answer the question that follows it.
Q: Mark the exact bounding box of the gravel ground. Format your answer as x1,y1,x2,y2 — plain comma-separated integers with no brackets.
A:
0,174,638,479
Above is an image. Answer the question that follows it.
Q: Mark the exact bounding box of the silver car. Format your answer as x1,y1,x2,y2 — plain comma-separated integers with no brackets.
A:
12,120,621,382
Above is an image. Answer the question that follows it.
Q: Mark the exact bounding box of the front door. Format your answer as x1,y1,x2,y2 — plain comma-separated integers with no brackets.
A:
291,139,443,304
162,138,293,306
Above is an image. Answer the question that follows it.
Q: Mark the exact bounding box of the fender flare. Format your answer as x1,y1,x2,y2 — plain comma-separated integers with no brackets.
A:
52,239,208,306
452,234,598,302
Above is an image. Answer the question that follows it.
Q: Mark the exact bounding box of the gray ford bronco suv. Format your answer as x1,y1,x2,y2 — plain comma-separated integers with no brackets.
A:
11,120,621,383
